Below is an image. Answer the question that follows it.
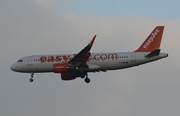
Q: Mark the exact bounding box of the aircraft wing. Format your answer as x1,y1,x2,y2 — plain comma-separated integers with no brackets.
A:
68,35,96,66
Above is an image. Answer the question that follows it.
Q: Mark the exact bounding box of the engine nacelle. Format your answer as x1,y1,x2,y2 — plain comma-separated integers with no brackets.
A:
53,63,68,73
61,73,76,80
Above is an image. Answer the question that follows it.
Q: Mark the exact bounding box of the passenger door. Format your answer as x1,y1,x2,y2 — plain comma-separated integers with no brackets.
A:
27,56,33,66
131,52,136,62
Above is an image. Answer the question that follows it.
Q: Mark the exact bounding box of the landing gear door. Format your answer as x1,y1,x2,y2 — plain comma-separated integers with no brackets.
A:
27,56,33,66
131,52,136,62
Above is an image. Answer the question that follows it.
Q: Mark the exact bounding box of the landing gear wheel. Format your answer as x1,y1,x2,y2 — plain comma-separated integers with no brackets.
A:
29,72,34,82
85,78,90,83
29,78,33,82
80,74,85,79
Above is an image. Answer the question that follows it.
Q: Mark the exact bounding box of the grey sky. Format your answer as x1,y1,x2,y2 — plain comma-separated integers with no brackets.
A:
0,1,180,116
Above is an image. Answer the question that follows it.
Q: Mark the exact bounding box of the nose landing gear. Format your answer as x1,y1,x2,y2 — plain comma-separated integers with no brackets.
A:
29,72,34,82
85,77,90,83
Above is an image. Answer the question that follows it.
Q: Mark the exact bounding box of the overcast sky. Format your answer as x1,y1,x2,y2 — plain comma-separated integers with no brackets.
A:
1,0,180,116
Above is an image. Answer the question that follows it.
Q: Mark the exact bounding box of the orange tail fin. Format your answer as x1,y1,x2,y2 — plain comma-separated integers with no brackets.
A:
135,26,164,52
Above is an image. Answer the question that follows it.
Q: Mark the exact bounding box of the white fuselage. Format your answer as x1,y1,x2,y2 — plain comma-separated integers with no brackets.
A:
10,52,168,73
10,26,168,83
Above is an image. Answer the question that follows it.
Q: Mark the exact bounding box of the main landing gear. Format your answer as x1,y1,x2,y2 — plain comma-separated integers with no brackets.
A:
29,72,34,82
81,73,90,83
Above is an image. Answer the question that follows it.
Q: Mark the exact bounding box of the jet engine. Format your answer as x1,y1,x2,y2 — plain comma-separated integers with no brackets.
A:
53,63,69,73
61,73,76,80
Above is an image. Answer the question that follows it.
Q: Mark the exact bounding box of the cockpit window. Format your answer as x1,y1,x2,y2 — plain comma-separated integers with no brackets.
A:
17,60,23,62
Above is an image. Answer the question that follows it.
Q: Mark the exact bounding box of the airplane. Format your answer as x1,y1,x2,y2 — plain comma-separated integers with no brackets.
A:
10,26,168,83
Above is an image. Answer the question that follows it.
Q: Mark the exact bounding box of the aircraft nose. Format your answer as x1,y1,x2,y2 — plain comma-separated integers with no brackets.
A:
10,64,17,71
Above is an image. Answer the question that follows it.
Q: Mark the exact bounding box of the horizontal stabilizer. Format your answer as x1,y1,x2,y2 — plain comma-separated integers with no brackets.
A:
145,49,161,58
